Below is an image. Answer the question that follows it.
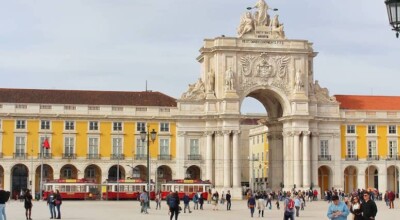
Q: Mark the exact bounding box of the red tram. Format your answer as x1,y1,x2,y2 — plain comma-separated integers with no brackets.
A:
160,179,211,200
43,179,99,200
102,179,156,200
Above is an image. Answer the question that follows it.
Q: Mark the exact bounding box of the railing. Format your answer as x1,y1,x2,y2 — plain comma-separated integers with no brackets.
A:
13,153,27,159
318,155,331,161
110,154,125,160
187,154,202,160
367,155,380,161
37,153,52,159
135,154,147,160
386,155,400,160
158,154,171,160
62,153,76,159
345,155,358,161
87,154,101,159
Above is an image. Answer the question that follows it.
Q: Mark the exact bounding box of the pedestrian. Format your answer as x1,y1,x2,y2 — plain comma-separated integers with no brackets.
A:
276,199,280,210
266,193,272,209
0,184,11,220
20,189,24,202
326,195,349,220
283,192,295,220
198,194,204,210
47,190,56,219
226,190,231,211
54,189,62,219
192,192,199,210
207,189,212,204
256,194,265,217
361,192,377,220
247,194,256,217
350,196,362,220
140,190,149,214
167,191,180,220
182,193,191,213
388,190,395,209
211,191,219,211
155,191,161,210
220,191,225,204
24,189,33,220
294,195,301,217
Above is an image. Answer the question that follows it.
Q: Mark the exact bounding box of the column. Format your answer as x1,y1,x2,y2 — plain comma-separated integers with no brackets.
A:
302,131,311,188
205,131,214,182
283,131,294,189
232,131,240,188
223,130,231,188
311,132,319,189
215,131,224,187
378,167,387,194
4,170,11,191
357,168,366,190
293,131,301,187
333,132,342,189
176,131,186,179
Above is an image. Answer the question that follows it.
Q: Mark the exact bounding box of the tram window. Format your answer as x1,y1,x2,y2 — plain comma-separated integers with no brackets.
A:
184,186,188,192
199,186,203,192
189,186,194,192
193,186,198,192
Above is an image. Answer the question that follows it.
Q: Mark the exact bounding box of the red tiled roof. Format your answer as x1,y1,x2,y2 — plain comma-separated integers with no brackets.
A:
335,95,400,110
0,88,177,107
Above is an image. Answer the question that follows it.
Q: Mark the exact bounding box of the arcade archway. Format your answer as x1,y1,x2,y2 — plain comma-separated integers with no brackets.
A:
35,164,54,193
157,165,172,183
318,166,332,193
344,166,357,193
387,165,399,194
11,164,29,199
84,164,102,183
365,165,379,189
185,165,201,180
60,164,78,179
108,165,125,181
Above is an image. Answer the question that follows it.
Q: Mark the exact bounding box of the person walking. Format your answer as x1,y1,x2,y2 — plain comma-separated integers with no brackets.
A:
24,189,33,220
257,194,265,217
207,189,212,204
266,193,272,209
198,194,204,210
192,192,199,210
361,192,377,220
388,190,395,209
155,191,161,210
0,184,11,220
350,196,363,220
47,190,56,219
140,190,149,214
294,195,301,217
54,190,62,219
19,189,24,202
167,191,180,220
247,194,256,217
182,193,192,213
211,191,219,211
220,191,225,205
326,195,350,220
226,190,231,211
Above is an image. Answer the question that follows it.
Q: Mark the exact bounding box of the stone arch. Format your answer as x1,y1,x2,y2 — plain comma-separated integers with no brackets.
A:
387,165,399,195
107,165,125,181
365,165,379,189
35,164,54,193
11,164,29,199
344,165,357,193
157,165,172,184
128,165,146,180
318,165,332,193
185,165,201,180
84,164,102,183
0,165,4,187
60,164,78,179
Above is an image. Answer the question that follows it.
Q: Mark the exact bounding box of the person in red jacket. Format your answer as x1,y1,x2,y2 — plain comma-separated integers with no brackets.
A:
388,190,395,209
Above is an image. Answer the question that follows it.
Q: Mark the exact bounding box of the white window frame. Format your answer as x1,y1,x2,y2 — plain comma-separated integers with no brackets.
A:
88,137,99,155
112,137,123,155
388,140,398,157
367,125,376,134
368,140,377,156
137,122,146,132
189,139,199,155
160,122,170,132
346,125,355,134
64,136,75,155
159,138,170,155
65,121,75,131
136,138,146,155
112,122,122,132
89,121,99,131
346,140,356,157
63,168,72,179
16,120,26,130
15,136,26,155
39,136,51,154
40,120,51,130
388,125,397,134
320,140,329,156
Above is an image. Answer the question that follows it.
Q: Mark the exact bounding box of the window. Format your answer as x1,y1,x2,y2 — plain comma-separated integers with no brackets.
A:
320,140,328,156
64,105,76,110
261,135,264,143
15,136,26,155
86,168,95,178
160,123,169,132
41,120,50,130
137,122,146,132
368,125,376,134
65,121,75,130
190,139,199,155
347,140,356,156
112,122,122,131
389,125,397,134
63,168,72,179
88,106,100,111
368,140,377,156
89,121,99,131
64,137,74,155
112,106,123,111
160,139,169,155
346,125,355,134
112,137,122,155
15,104,27,109
40,137,51,155
16,120,26,129
40,105,51,110
88,137,99,155
136,138,145,155
389,140,398,157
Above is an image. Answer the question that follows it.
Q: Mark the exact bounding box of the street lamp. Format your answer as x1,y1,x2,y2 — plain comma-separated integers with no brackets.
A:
140,126,157,195
385,0,400,38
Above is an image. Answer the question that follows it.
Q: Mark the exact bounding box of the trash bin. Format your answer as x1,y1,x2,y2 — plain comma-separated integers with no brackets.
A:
35,192,40,200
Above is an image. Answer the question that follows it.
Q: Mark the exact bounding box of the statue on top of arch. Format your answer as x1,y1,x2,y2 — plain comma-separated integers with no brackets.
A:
181,78,206,100
237,0,285,39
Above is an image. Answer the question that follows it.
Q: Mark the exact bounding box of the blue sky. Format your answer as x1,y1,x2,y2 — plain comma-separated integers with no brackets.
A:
0,0,399,113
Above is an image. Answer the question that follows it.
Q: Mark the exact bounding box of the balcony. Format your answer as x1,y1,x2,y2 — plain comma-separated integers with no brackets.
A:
37,153,52,159
62,153,76,159
87,154,101,159
187,154,202,160
367,155,380,161
158,154,172,160
110,154,125,160
135,154,147,160
386,155,400,160
318,155,331,161
345,155,358,161
13,153,27,159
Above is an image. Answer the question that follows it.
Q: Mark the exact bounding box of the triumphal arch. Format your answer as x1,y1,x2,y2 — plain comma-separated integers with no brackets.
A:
176,0,340,198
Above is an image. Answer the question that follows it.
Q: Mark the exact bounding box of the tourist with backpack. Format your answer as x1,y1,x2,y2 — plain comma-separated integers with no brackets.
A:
167,191,180,220
0,184,11,220
283,192,295,220
192,192,199,210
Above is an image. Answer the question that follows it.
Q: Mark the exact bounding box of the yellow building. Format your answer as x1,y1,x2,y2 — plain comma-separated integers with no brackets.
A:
248,123,269,191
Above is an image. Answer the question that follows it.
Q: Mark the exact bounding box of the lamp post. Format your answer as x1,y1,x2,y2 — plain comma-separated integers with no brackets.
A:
140,126,157,195
385,0,400,38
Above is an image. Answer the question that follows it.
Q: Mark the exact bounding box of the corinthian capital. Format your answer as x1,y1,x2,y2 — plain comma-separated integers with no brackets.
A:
302,131,311,136
203,131,215,136
222,130,231,135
